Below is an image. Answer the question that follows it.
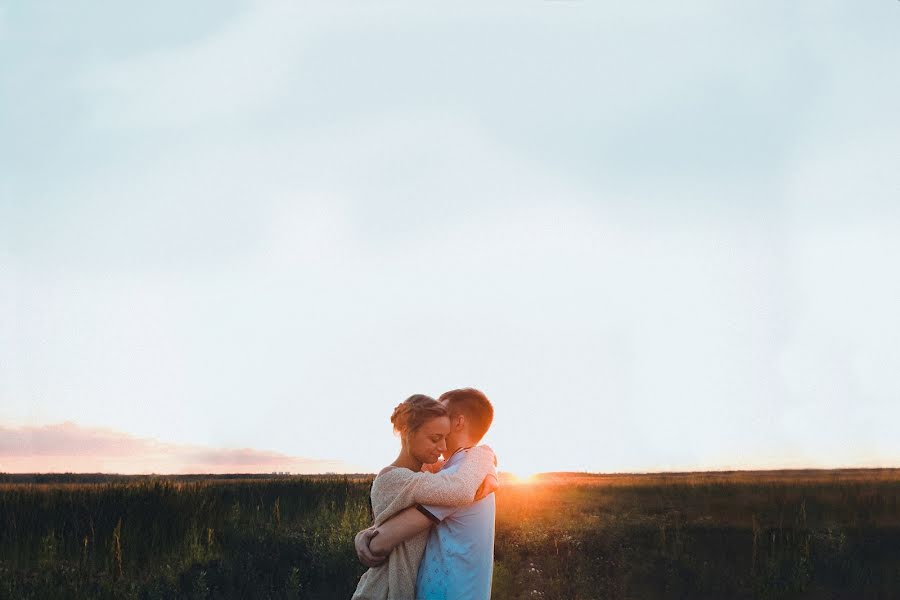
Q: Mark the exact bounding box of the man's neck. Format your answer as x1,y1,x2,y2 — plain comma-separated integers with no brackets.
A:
446,437,477,457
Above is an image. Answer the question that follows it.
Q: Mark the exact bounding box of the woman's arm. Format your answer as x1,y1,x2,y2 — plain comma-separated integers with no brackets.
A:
405,445,498,506
419,459,444,474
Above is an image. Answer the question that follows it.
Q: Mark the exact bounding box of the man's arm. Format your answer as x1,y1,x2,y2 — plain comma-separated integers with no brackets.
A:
367,505,434,556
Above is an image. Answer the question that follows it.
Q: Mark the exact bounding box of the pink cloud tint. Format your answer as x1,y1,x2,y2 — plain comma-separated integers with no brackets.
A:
0,421,357,474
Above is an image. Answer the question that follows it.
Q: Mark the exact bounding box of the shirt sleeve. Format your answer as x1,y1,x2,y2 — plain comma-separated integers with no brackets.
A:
415,501,458,523
416,503,443,523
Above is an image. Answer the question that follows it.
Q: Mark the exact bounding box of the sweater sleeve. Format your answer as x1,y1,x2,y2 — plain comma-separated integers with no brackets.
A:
405,445,498,507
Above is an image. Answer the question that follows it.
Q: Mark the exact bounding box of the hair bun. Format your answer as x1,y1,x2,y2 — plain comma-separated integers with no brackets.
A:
390,394,447,435
390,402,408,429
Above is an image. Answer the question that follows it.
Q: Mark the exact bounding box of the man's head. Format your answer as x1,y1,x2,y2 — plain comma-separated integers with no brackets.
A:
438,388,493,453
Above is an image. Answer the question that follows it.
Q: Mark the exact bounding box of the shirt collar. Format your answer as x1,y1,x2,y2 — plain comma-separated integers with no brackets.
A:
445,445,475,462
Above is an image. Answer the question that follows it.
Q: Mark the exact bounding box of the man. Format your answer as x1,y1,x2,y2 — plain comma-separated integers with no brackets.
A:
355,387,497,600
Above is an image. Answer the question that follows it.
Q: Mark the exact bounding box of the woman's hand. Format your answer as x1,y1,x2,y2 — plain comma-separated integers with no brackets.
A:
420,459,445,473
474,473,499,501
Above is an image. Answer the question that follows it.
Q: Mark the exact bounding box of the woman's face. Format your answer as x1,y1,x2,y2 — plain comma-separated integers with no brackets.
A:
408,416,451,465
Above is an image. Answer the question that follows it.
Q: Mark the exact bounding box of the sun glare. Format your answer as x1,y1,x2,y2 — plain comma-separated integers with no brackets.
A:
506,471,540,484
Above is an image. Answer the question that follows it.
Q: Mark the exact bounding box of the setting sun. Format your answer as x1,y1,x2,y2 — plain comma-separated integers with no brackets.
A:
503,471,540,484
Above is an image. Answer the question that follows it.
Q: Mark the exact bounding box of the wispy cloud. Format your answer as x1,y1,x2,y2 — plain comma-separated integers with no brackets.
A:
2,2,899,475
78,5,307,130
0,422,357,474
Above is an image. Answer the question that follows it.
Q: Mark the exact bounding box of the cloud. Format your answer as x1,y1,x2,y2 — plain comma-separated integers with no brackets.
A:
4,1,899,475
0,421,358,474
78,4,307,130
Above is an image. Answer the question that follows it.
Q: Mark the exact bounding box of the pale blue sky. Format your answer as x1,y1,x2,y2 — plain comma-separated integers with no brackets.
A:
2,2,899,474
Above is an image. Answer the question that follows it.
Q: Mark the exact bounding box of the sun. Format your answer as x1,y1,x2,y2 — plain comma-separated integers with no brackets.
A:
504,470,540,484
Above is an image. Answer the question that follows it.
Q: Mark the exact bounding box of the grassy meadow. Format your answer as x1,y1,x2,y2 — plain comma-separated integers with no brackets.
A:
0,469,898,599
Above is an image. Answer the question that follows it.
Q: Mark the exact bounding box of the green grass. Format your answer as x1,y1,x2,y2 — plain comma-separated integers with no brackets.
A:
0,475,372,599
1,470,898,599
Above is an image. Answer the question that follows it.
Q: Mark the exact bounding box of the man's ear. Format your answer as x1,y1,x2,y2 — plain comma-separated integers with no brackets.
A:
454,414,466,431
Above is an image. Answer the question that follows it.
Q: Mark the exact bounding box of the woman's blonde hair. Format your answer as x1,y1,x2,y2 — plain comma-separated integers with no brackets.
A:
390,394,447,436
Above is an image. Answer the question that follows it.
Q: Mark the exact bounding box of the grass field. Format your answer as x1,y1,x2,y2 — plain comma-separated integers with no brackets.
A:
1,469,898,599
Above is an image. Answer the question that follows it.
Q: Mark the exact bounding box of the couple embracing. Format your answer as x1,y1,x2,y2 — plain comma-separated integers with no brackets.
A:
351,388,498,600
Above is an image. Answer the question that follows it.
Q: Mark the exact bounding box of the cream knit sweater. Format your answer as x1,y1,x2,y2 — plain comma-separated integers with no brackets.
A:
351,445,497,600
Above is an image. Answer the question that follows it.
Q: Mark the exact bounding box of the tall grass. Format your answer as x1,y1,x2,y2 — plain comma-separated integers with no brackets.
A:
493,470,900,599
1,470,898,599
0,476,372,599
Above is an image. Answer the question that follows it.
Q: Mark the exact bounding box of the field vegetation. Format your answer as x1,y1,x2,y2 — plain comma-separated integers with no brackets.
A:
0,469,897,599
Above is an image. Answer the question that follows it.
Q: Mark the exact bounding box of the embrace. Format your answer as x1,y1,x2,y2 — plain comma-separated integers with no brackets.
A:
351,388,498,600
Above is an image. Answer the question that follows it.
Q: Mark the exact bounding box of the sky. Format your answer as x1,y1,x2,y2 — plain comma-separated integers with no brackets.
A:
1,1,899,476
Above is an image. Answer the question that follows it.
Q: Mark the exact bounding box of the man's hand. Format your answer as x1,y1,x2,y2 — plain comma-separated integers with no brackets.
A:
474,473,499,501
354,527,386,568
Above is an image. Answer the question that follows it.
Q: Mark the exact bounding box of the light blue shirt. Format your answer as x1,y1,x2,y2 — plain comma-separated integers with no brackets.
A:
415,447,496,600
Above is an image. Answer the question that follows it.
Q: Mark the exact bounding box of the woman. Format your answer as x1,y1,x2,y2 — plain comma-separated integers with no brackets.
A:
351,394,497,600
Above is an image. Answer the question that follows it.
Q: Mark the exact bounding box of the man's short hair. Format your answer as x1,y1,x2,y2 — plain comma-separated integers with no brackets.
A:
438,388,493,443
